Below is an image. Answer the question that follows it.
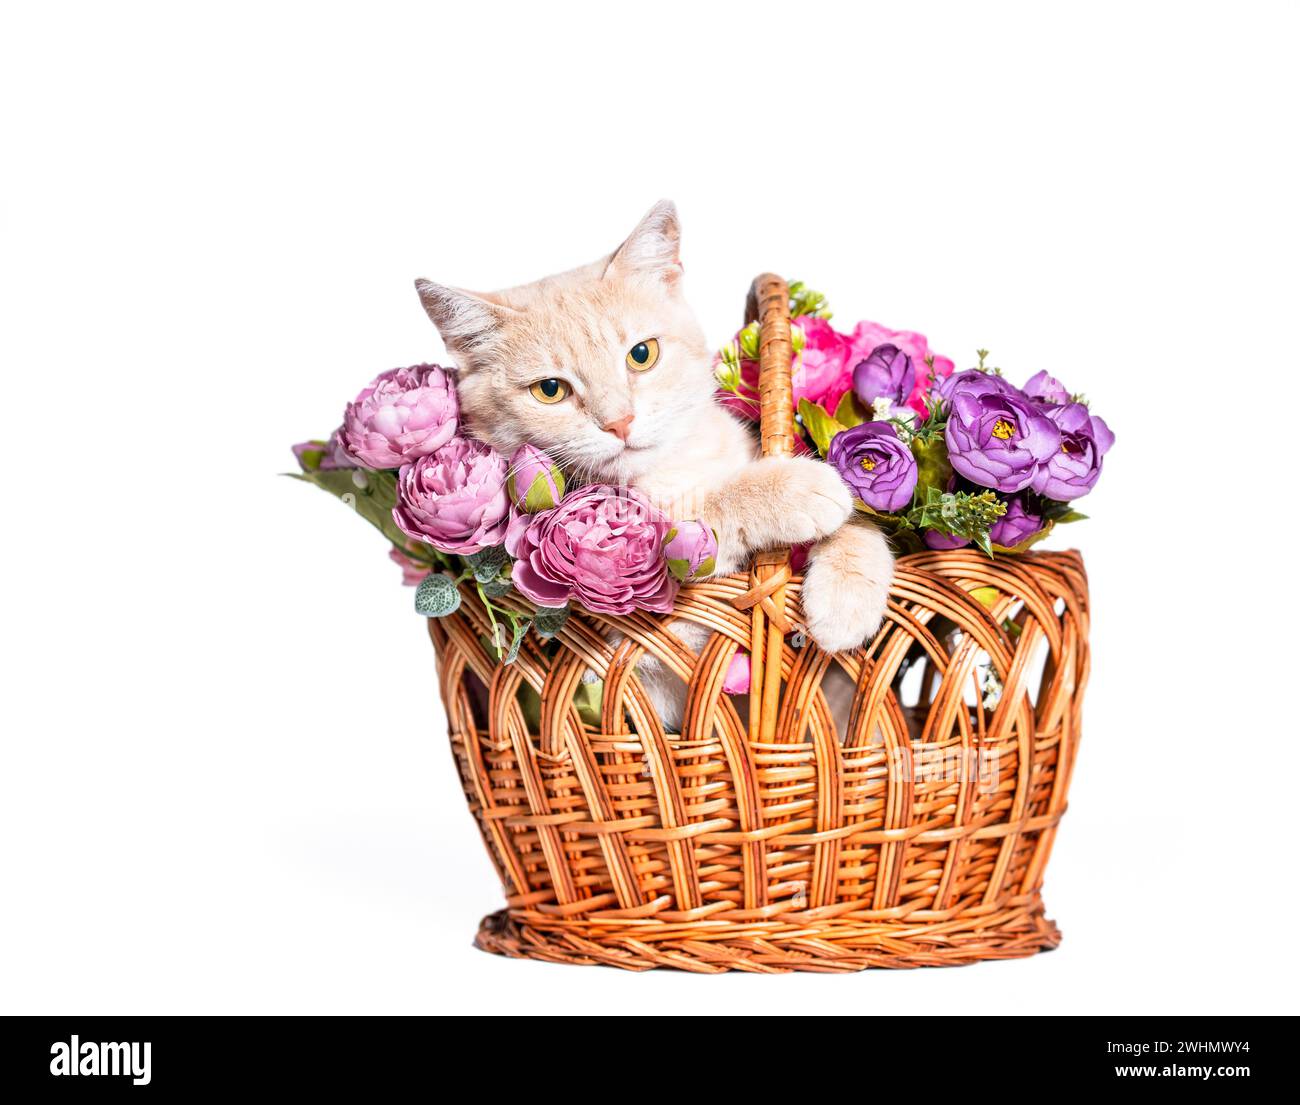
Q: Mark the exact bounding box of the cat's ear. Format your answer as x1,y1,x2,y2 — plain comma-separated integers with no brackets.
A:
605,200,682,287
414,279,514,363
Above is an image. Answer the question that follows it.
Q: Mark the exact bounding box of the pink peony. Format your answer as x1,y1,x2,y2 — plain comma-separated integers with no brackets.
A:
505,485,678,615
392,436,510,555
847,321,955,416
340,364,459,469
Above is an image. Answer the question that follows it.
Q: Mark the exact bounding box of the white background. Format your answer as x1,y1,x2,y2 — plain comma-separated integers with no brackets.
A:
3,0,1297,1015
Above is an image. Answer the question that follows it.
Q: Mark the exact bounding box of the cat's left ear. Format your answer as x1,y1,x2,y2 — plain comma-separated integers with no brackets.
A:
414,279,515,366
606,200,682,288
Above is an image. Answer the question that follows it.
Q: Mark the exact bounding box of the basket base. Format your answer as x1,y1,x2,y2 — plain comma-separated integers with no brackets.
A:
474,905,1061,974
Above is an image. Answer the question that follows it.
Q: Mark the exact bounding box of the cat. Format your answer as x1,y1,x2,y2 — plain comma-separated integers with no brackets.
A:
415,201,892,728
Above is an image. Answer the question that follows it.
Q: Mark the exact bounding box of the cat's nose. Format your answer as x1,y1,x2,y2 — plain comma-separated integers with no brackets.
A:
602,413,635,442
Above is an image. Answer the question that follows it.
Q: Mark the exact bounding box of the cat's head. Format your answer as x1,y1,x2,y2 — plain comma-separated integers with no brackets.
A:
414,201,716,484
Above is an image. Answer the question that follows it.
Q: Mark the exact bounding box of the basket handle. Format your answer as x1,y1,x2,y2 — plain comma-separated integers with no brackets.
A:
744,274,796,459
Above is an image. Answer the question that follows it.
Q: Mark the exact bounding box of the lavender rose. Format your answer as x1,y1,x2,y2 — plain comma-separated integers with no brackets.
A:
340,364,459,469
936,367,1019,404
852,343,916,408
392,436,510,554
944,375,1061,493
1022,370,1071,405
663,521,718,582
505,485,678,615
506,443,566,513
923,530,971,550
827,421,918,513
989,497,1043,548
1030,401,1114,501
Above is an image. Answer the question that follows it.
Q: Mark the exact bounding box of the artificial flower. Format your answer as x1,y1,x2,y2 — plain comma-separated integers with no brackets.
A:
505,485,678,615
340,363,459,469
827,421,918,513
944,375,1061,493
506,443,566,513
392,436,510,554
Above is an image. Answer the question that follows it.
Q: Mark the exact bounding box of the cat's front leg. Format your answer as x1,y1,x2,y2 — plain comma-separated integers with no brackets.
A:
702,455,853,573
800,521,894,652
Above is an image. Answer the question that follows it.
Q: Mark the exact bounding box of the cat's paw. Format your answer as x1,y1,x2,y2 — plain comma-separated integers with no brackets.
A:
761,456,853,546
801,524,894,652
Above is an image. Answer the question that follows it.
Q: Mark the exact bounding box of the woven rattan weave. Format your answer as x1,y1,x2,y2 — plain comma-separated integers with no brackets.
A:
426,275,1089,972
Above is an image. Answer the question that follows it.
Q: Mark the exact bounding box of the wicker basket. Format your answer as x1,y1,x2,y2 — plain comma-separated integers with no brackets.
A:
427,274,1090,973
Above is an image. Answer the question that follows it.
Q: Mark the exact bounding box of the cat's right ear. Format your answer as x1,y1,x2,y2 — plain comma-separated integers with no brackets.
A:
414,279,512,364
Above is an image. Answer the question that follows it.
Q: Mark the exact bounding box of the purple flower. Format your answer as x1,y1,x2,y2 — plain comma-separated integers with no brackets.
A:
505,485,678,616
1022,370,1071,405
852,343,916,408
936,368,1019,404
944,376,1061,493
663,521,718,581
827,421,918,513
340,364,459,469
506,444,566,513
392,436,509,554
923,530,971,550
1030,402,1114,501
990,497,1044,548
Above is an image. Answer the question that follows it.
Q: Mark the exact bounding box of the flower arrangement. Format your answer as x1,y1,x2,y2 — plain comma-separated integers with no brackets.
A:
292,283,1111,664
715,285,1113,554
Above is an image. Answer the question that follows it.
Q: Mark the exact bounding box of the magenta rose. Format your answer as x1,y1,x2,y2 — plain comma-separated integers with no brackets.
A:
392,436,510,555
989,497,1043,548
723,651,751,694
1030,401,1114,501
794,316,854,408
340,364,459,469
505,485,678,615
848,321,955,416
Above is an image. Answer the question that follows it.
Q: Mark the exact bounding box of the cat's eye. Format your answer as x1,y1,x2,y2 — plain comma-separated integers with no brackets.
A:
529,378,570,404
626,339,660,372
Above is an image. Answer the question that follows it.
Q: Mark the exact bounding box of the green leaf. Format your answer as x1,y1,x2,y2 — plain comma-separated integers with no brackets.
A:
466,545,510,583
533,605,570,639
1055,510,1088,524
573,680,604,727
797,398,846,456
289,467,414,552
415,574,461,617
911,435,954,495
833,390,868,428
502,618,529,664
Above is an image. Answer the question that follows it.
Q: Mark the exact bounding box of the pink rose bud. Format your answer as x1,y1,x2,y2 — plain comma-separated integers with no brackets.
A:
722,651,751,695
506,444,566,513
663,520,718,582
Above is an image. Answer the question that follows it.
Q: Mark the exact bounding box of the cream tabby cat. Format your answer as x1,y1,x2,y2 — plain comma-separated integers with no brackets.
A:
415,201,892,723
